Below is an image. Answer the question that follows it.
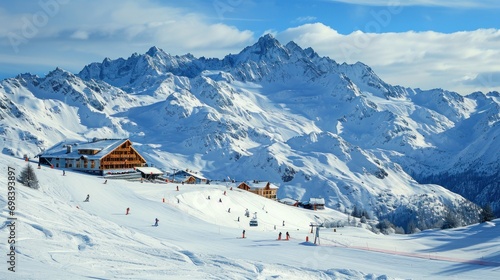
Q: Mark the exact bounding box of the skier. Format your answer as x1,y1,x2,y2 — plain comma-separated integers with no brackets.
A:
286,232,290,240
104,179,107,184
278,232,282,240
282,220,285,227
223,190,226,196
219,198,222,203
176,185,179,191
63,170,66,176
84,194,89,202
207,195,211,200
237,217,240,222
228,208,231,213
126,207,130,215
242,230,246,238
154,218,159,226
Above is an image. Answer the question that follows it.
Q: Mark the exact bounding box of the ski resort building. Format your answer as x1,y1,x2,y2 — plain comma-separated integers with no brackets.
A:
303,198,326,210
171,169,207,184
38,138,147,175
237,181,278,200
278,198,300,207
135,167,164,180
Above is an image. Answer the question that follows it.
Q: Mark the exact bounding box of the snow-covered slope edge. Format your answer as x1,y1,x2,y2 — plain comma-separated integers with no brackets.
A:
1,154,500,279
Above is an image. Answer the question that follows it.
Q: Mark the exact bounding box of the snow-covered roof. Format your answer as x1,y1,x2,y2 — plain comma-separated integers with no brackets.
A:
174,170,206,180
239,181,279,190
136,167,163,175
278,198,298,205
41,138,130,160
308,198,325,205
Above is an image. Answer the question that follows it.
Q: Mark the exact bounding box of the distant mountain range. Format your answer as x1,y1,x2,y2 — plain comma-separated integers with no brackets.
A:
1,34,498,231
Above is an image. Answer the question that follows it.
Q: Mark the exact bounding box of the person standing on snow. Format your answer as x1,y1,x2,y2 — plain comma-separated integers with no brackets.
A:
126,207,130,215
84,194,89,202
154,218,159,226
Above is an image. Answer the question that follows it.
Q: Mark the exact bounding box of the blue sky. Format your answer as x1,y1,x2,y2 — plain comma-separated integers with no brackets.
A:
1,0,499,94
201,0,499,34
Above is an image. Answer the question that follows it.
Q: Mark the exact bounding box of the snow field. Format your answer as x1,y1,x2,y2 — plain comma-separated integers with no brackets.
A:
1,154,500,279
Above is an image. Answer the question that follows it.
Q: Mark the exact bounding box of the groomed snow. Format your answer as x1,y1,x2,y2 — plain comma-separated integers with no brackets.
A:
1,154,499,279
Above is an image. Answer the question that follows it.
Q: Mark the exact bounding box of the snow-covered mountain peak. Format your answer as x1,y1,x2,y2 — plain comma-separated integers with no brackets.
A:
234,33,291,64
255,33,282,51
1,34,499,228
45,67,76,79
146,46,164,57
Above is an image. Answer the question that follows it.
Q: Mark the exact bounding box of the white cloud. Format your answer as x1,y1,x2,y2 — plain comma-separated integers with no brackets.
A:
278,23,500,94
70,30,89,40
294,16,317,23
325,0,500,8
0,0,255,76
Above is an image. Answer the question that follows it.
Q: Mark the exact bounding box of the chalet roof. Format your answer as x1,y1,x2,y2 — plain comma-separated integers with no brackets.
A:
173,170,206,180
136,167,163,175
238,181,279,190
278,198,298,205
308,198,325,205
40,138,130,160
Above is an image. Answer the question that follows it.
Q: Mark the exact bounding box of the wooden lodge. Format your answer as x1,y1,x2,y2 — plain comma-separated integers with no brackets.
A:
237,180,278,200
171,169,207,184
304,198,326,210
38,138,147,175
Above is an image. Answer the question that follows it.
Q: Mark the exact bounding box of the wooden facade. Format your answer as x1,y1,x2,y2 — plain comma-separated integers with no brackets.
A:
237,182,251,191
171,170,207,184
39,139,147,175
185,176,197,184
99,140,146,170
237,182,278,200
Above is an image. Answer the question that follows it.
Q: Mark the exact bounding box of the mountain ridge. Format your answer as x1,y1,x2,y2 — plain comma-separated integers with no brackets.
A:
1,34,498,230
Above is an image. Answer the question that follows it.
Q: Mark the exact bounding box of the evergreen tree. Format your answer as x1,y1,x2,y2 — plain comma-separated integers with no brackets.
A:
351,205,359,218
441,210,460,229
360,215,367,223
407,220,418,234
18,163,39,189
480,203,495,223
376,219,394,234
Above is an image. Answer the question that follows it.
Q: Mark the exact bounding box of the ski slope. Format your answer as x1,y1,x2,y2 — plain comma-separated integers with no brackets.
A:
1,154,499,279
